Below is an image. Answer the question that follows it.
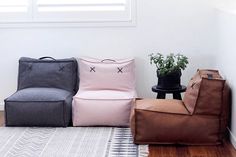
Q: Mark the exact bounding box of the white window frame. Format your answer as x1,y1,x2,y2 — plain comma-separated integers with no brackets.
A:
0,0,136,27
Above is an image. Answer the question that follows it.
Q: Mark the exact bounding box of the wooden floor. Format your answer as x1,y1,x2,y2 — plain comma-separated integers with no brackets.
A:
149,142,236,157
0,112,235,157
148,134,236,157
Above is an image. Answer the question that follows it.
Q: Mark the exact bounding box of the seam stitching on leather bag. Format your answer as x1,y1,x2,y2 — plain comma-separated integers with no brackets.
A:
192,75,203,115
135,109,222,119
134,105,137,143
218,81,226,143
181,103,191,115
194,78,224,115
135,109,190,116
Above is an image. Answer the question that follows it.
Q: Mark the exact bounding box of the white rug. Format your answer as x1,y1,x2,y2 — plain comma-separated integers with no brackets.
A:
0,127,148,157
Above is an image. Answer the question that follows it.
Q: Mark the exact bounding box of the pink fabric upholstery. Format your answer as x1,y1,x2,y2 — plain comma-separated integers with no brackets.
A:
72,57,136,126
73,95,134,126
78,57,135,92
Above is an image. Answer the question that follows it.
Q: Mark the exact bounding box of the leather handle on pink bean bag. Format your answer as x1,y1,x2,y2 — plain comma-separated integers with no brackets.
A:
101,59,116,63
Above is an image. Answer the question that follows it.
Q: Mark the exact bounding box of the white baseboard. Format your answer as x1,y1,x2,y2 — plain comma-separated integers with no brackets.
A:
228,128,236,150
0,102,4,111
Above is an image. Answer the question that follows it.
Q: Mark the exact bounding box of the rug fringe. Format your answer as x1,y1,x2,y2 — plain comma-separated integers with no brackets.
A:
138,145,149,157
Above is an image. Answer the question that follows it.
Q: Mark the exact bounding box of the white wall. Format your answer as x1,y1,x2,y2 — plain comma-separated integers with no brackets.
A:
0,0,218,106
215,8,236,149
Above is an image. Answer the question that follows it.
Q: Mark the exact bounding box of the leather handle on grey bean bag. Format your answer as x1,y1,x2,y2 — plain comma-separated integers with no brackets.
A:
39,57,64,71
39,57,56,61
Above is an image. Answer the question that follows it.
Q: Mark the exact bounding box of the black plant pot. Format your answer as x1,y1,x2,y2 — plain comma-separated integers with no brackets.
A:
157,70,182,89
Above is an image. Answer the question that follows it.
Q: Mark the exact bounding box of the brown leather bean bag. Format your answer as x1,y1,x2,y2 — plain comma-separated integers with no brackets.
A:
131,69,230,145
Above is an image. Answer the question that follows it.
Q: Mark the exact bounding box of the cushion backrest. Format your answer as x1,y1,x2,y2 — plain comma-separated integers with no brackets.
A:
78,57,135,92
183,69,226,115
18,57,78,93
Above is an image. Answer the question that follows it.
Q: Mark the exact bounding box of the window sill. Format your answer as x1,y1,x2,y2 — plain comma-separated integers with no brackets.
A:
0,19,136,28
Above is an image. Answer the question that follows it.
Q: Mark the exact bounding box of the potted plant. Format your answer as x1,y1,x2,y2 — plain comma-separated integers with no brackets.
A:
149,53,189,89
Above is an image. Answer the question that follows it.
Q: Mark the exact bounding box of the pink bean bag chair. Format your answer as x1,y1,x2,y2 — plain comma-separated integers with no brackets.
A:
73,57,136,126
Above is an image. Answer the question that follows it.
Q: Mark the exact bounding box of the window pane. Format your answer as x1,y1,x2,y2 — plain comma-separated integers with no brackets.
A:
37,0,126,5
38,6,125,12
0,6,27,12
37,0,126,12
0,0,28,5
0,0,28,12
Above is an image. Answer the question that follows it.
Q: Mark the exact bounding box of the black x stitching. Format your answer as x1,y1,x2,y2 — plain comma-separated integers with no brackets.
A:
59,66,65,71
28,65,32,71
117,67,123,73
90,67,95,72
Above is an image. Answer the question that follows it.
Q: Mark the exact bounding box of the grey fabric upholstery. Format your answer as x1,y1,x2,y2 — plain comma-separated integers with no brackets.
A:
5,88,73,127
5,57,78,127
18,57,78,93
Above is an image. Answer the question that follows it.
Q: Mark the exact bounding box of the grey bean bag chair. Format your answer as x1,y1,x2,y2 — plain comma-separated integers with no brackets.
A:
5,57,78,127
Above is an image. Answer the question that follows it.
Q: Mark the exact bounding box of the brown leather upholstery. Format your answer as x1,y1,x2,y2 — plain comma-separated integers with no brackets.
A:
183,70,225,115
131,70,230,145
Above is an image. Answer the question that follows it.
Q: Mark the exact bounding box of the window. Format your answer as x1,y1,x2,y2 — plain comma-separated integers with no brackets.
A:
0,0,30,22
0,0,136,26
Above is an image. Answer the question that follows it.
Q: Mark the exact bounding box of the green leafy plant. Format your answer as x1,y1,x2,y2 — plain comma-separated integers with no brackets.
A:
149,53,189,76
